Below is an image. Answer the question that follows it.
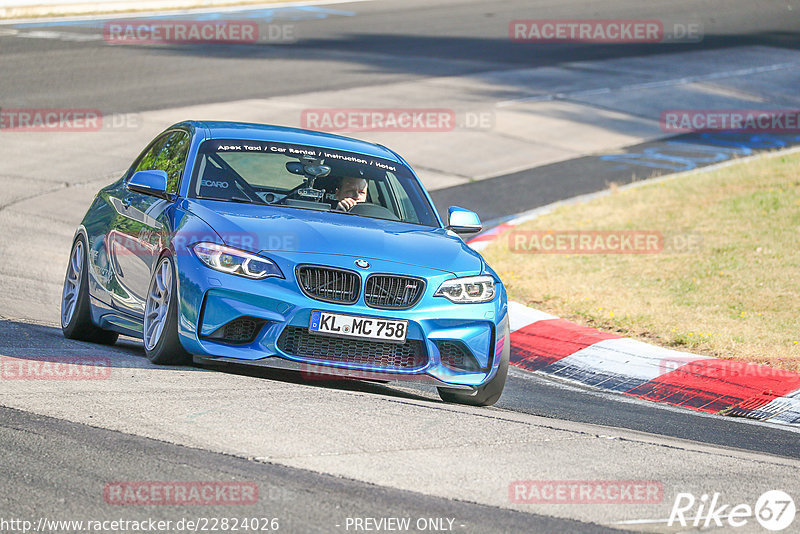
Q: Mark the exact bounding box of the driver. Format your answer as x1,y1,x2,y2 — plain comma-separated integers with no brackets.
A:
333,176,368,211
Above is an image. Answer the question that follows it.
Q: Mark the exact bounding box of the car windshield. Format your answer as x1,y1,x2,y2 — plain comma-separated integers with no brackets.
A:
189,139,439,227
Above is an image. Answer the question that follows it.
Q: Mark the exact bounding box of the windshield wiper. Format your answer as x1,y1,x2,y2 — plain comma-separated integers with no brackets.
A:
229,195,265,205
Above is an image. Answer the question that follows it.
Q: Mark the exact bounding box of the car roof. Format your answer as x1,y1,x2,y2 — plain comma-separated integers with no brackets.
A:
184,120,401,162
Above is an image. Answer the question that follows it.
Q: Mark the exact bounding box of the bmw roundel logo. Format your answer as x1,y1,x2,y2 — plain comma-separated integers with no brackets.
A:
355,259,370,269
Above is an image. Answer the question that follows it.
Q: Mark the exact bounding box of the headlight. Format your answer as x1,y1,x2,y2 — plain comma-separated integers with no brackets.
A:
434,275,495,303
191,242,283,280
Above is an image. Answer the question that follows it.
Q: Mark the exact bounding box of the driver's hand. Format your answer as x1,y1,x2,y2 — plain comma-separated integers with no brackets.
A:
336,198,358,211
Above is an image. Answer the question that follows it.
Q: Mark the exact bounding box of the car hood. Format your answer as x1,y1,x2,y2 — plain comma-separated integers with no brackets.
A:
185,200,484,276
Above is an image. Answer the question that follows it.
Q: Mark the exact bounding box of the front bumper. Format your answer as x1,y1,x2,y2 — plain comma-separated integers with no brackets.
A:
175,251,508,388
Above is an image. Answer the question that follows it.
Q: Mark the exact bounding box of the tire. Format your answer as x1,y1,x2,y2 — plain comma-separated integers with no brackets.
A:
437,325,509,407
61,235,119,345
143,255,191,365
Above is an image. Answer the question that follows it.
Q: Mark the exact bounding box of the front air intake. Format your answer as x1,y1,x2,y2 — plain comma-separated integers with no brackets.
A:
277,326,427,370
437,340,484,372
204,317,266,344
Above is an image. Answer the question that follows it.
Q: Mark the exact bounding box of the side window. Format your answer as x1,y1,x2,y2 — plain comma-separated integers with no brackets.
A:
152,131,191,194
130,135,170,179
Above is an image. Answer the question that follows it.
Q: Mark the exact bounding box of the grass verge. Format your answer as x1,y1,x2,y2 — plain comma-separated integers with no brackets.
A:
482,150,800,370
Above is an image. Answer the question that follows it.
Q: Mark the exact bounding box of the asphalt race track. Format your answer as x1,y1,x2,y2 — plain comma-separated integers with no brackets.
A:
1,1,800,532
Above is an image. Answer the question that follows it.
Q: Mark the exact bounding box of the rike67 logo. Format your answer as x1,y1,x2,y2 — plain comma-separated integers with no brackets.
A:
669,490,795,531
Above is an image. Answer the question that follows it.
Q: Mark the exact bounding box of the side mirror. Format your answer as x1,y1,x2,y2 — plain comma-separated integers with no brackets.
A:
446,206,482,234
127,170,170,199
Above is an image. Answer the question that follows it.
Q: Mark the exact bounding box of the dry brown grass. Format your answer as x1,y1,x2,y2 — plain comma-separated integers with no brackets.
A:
483,150,800,370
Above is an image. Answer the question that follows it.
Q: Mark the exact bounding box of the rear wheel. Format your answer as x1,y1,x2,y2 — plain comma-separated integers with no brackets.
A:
437,325,509,407
143,255,191,365
61,236,119,345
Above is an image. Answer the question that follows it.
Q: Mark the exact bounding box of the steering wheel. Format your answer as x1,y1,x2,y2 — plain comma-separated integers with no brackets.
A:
348,202,399,221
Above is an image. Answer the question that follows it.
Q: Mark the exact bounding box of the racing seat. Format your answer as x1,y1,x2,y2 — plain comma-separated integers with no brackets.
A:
198,164,238,200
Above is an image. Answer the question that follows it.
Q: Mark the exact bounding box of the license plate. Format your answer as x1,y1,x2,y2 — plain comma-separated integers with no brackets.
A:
309,311,407,343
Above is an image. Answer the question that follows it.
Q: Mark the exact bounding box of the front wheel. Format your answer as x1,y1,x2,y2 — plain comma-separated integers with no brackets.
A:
437,326,509,407
143,255,191,365
61,235,118,345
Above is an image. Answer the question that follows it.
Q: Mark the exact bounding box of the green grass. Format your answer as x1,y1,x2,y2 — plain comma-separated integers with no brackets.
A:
483,150,800,370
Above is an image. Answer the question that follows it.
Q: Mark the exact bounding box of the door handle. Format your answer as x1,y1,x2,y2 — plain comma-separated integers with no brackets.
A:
122,197,132,208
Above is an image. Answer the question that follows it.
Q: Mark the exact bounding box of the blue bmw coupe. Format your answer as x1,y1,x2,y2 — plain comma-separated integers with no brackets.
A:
61,121,509,405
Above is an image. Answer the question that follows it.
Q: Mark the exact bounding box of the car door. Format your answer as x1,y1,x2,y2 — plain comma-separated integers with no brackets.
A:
107,130,191,317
